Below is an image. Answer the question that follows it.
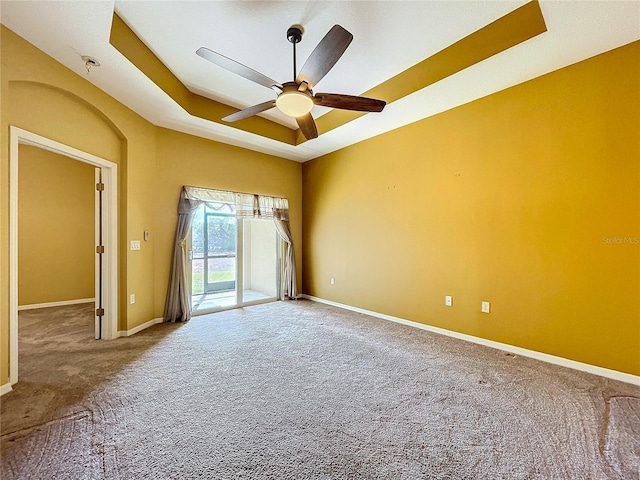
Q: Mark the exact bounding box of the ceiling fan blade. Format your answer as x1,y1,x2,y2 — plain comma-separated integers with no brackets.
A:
296,25,353,89
314,93,386,112
196,47,282,90
296,113,318,140
223,100,277,122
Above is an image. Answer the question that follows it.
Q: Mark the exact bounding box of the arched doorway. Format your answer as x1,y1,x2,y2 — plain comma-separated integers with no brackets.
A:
8,127,118,386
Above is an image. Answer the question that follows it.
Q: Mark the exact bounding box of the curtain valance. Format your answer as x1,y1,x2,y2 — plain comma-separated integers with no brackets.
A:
184,186,289,219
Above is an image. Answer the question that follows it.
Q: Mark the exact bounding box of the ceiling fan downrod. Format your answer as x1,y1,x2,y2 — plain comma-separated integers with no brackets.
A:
287,25,303,81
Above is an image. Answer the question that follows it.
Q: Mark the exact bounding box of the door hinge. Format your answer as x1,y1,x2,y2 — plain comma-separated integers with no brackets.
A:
96,182,105,191
96,245,105,254
96,308,105,317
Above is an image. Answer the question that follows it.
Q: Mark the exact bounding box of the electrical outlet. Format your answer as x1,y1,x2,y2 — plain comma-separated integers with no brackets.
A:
445,295,453,306
481,301,490,313
130,294,136,304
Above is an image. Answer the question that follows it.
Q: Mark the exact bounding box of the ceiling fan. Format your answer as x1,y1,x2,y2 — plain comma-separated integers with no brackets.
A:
196,24,386,140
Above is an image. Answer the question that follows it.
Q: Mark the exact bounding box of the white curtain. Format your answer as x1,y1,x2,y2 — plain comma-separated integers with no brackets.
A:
163,186,298,322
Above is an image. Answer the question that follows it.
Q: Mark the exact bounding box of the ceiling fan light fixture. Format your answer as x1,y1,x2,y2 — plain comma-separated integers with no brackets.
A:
276,91,314,117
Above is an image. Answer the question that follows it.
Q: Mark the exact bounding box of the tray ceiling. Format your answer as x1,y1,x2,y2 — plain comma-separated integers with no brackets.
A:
1,1,638,162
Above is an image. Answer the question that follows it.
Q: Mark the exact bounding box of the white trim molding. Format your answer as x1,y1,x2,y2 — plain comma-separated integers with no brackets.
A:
119,318,164,337
18,298,95,311
0,383,13,396
301,294,640,387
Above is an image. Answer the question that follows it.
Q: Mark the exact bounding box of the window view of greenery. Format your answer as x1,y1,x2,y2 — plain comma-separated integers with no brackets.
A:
191,203,237,295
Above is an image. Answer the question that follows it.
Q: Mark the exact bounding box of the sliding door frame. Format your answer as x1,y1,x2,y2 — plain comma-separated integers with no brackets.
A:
190,212,281,316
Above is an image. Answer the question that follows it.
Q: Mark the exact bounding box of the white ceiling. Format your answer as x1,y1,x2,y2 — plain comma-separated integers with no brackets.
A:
1,1,639,162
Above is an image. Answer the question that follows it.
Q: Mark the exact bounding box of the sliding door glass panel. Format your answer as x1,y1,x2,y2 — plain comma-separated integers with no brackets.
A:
205,213,236,292
242,218,278,303
191,202,238,312
191,205,205,297
192,258,205,295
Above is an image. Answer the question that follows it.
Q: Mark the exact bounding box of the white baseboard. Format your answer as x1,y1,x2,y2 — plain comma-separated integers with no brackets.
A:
18,298,95,311
301,294,640,386
119,317,163,337
0,382,13,396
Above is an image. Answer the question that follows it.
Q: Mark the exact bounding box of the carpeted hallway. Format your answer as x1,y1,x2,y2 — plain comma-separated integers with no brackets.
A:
1,300,639,479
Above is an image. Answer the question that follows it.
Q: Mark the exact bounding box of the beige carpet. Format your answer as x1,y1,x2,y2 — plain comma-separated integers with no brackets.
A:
1,300,639,479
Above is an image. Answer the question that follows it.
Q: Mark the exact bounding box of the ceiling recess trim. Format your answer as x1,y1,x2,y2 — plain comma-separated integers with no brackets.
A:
302,0,547,144
110,1,546,147
109,13,297,145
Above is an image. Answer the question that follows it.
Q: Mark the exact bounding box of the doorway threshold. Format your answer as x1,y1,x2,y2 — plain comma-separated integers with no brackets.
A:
192,290,275,315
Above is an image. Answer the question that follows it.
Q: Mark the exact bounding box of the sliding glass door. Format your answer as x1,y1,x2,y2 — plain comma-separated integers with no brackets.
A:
203,208,236,293
190,202,279,313
242,218,279,303
191,202,236,299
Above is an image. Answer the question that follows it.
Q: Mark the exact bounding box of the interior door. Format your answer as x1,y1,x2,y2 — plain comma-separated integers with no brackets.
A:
94,168,103,339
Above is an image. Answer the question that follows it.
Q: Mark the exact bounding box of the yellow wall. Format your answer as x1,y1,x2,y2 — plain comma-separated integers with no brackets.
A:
1,23,637,387
0,25,303,387
18,146,95,305
153,128,302,316
302,41,640,376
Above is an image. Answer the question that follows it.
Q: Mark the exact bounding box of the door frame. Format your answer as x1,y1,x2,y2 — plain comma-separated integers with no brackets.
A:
9,126,119,385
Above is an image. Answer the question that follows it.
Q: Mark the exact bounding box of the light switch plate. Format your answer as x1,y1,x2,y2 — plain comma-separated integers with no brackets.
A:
445,295,453,306
481,301,491,313
130,240,141,251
